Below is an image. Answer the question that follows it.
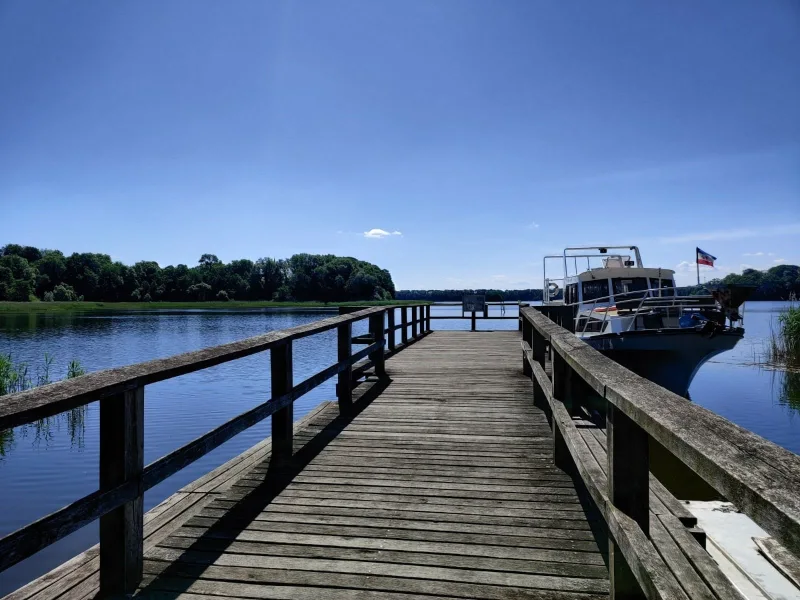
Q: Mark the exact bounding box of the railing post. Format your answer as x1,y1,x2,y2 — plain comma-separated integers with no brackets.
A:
522,317,533,377
99,385,144,597
337,322,352,411
608,403,650,599
411,306,418,338
271,341,293,460
401,307,408,344
387,308,396,352
425,305,431,332
369,310,387,377
471,311,476,331
551,349,576,470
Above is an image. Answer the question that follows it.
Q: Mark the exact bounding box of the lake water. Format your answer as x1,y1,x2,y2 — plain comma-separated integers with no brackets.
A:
0,302,797,595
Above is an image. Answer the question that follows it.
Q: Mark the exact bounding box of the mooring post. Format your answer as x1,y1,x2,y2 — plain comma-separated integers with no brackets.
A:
271,341,293,460
387,308,396,352
337,322,352,411
99,385,144,597
411,306,418,338
608,403,650,598
471,311,476,331
369,310,387,377
401,307,408,344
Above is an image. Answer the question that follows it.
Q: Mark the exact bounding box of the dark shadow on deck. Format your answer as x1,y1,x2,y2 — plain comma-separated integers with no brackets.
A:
134,378,391,598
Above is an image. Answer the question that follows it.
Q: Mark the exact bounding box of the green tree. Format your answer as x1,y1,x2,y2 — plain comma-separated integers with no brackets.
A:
53,283,78,301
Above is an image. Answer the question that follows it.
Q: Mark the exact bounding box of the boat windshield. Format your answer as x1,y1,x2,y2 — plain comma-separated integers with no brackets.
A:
612,277,650,304
582,280,609,302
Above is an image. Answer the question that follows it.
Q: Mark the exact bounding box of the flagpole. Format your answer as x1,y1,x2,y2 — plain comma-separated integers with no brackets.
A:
696,248,700,286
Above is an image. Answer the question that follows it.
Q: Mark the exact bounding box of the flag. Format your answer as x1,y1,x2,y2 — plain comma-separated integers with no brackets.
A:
696,247,716,267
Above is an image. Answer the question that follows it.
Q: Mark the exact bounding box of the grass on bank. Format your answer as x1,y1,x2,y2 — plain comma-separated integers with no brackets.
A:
1,354,88,456
0,300,428,313
769,305,800,369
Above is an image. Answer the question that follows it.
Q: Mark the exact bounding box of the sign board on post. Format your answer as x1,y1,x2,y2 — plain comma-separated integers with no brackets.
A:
462,294,485,314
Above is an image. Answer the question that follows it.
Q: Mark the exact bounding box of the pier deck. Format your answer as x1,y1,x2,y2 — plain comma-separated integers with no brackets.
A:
138,330,608,599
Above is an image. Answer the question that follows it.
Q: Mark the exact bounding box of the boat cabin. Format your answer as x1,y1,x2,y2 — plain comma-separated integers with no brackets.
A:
543,246,705,336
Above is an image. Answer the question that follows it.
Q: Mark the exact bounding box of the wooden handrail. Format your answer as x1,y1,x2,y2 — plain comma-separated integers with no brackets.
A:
0,306,395,430
0,303,430,596
520,305,800,596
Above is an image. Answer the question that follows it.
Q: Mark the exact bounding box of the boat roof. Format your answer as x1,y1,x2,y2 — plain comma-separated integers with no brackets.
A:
576,267,675,282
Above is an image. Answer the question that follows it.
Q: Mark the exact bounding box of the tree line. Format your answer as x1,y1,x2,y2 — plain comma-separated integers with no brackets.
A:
395,289,544,302
397,265,800,302
683,264,800,301
0,244,396,303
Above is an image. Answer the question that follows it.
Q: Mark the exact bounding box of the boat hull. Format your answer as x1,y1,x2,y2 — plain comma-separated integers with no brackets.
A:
581,328,743,397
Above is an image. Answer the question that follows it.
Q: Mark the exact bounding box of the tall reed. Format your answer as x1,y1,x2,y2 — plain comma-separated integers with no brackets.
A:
0,355,89,456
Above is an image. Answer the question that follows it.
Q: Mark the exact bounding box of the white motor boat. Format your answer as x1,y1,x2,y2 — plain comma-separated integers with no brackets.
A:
543,245,751,397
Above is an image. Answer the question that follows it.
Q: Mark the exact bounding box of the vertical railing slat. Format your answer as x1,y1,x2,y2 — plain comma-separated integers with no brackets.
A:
271,341,293,460
369,310,386,377
99,386,144,596
608,403,650,599
337,322,352,411
387,308,396,352
522,317,533,377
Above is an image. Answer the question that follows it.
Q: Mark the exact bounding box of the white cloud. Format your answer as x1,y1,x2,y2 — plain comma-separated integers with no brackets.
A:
659,223,800,244
363,228,402,239
675,261,729,273
743,252,765,257
774,258,787,264
526,221,540,230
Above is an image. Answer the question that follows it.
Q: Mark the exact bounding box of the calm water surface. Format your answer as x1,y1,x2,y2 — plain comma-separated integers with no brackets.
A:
0,302,797,594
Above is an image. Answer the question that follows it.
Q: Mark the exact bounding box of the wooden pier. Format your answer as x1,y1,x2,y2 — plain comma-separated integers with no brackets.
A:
1,305,799,599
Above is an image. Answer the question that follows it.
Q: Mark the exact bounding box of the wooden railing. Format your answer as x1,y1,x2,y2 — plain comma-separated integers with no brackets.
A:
425,301,524,331
0,304,430,597
520,306,800,599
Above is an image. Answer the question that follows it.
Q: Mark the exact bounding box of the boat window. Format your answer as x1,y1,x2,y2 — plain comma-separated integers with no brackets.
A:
566,283,578,304
582,279,609,302
612,277,649,299
659,279,675,296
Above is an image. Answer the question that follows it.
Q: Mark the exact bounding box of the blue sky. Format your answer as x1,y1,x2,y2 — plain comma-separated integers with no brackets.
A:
1,0,798,289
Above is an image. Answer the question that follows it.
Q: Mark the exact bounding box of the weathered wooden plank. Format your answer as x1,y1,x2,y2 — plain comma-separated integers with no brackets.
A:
170,525,600,556
139,573,607,600
648,516,716,600
142,549,610,593
658,515,746,600
156,536,608,578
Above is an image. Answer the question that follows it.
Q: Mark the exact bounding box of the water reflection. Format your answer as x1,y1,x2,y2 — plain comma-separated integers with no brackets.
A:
0,406,89,458
775,369,800,413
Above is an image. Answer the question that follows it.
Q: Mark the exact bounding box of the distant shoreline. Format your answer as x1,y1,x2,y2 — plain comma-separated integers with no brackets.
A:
0,300,426,314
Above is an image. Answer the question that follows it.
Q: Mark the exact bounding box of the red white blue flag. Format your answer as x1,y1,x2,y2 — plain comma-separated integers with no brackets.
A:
696,247,716,267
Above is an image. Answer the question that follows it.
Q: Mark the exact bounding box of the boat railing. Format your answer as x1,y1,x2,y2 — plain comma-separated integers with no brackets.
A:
576,287,717,335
